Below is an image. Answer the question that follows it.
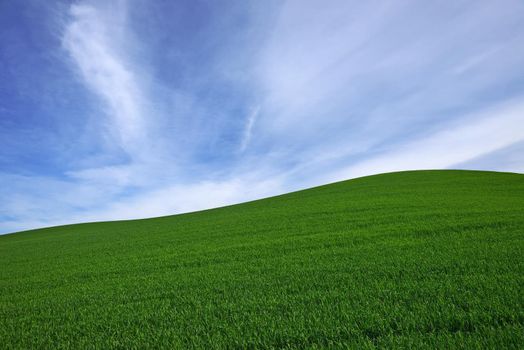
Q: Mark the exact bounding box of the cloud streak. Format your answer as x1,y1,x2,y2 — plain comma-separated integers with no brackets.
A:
62,1,148,158
239,106,260,152
322,99,524,182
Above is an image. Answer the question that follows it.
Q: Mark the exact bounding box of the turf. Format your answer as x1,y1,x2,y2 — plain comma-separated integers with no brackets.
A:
1,170,523,349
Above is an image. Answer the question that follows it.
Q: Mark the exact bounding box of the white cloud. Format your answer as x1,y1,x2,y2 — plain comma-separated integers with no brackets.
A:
322,99,524,182
239,106,260,152
62,1,148,158
255,0,524,144
76,175,286,222
0,170,287,234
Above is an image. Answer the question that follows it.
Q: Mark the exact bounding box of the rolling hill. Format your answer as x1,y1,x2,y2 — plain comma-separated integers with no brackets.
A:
1,170,523,348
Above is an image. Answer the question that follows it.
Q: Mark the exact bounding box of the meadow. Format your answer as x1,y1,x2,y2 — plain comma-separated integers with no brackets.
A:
1,170,523,348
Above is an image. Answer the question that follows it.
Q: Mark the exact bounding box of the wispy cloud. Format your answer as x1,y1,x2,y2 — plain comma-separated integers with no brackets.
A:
247,0,524,183
239,106,260,152
321,99,524,182
62,1,148,158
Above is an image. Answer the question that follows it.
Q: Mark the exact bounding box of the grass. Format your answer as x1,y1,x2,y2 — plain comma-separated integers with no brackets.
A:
1,170,523,349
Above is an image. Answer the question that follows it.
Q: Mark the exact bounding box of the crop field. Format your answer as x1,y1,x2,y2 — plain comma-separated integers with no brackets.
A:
0,170,523,348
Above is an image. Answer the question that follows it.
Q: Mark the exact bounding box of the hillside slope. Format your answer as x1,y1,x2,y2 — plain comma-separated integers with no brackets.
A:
1,170,523,348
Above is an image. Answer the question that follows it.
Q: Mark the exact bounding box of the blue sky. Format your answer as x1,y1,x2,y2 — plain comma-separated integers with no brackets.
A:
1,0,524,233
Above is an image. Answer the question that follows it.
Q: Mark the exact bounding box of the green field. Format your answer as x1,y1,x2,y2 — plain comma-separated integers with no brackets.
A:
1,170,523,348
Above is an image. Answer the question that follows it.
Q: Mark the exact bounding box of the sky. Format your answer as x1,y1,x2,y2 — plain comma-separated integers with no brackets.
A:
1,0,524,234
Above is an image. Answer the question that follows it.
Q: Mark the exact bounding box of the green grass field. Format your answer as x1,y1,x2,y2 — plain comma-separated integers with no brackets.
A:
1,170,523,349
